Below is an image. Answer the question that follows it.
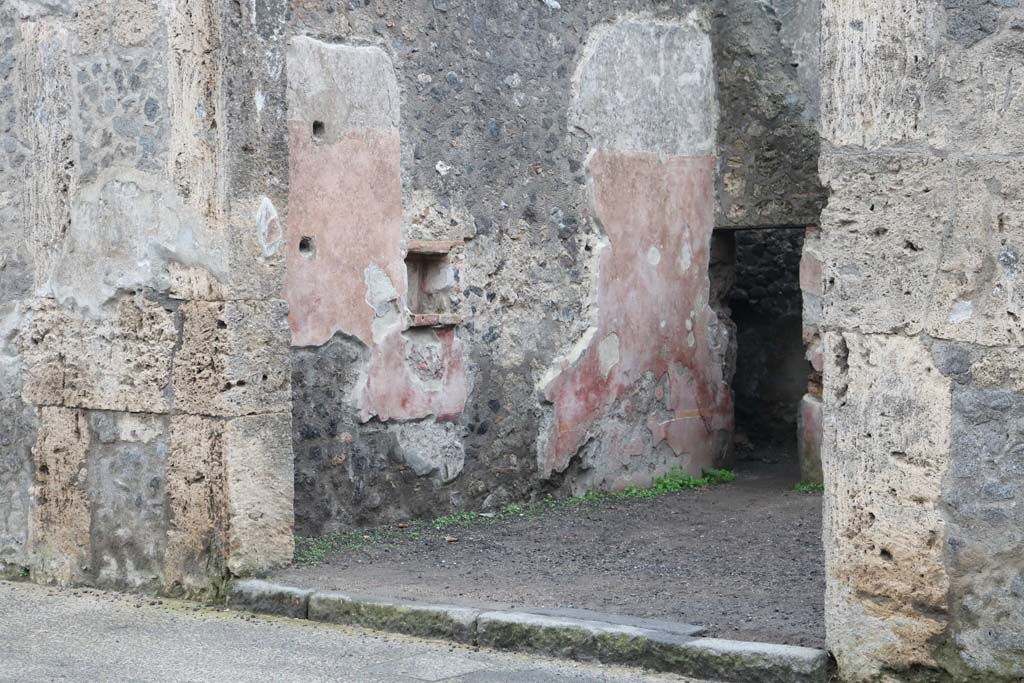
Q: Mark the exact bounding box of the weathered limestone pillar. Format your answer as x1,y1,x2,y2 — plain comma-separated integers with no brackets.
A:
537,11,733,493
820,1,1024,679
0,0,293,594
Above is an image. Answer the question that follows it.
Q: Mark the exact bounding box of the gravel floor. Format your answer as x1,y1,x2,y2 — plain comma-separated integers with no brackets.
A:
275,456,826,648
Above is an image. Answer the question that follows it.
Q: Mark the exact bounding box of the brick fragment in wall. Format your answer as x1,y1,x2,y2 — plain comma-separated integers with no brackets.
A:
173,300,291,418
822,332,951,677
20,297,177,414
223,413,294,575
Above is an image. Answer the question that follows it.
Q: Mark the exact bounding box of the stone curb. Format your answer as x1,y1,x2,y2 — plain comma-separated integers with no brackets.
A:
226,580,831,683
308,590,479,643
225,579,312,619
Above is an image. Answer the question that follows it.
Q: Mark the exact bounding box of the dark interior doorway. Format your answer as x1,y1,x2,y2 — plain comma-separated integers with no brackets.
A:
726,228,809,460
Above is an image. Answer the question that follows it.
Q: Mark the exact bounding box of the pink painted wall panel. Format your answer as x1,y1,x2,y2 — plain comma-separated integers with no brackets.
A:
540,150,733,479
284,124,405,348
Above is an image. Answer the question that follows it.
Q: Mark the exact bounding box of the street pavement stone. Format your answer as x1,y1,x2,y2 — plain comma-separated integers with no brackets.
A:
0,581,704,683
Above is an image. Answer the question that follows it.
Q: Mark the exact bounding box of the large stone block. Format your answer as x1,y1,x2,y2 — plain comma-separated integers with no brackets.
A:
819,153,952,335
30,406,91,585
20,297,176,414
926,159,1024,347
820,155,1024,344
820,0,939,148
822,332,952,678
164,415,226,595
223,413,294,575
925,27,1024,155
173,300,290,417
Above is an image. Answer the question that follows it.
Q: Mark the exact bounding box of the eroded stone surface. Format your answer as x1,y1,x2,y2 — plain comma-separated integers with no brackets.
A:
31,406,92,585
173,300,291,418
822,332,952,678
164,415,226,595
223,413,294,575
21,297,177,414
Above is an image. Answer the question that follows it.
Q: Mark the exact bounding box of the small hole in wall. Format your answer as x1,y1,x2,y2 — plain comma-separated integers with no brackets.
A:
879,548,893,561
299,236,315,257
312,120,325,140
216,320,227,329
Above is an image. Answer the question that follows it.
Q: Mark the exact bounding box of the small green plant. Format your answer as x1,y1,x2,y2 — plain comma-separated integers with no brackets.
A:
794,481,825,494
293,467,738,565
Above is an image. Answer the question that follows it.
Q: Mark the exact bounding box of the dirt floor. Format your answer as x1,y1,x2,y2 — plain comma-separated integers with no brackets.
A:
273,453,825,649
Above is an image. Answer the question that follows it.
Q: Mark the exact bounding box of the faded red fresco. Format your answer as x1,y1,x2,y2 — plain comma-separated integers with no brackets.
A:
540,150,732,479
285,123,467,421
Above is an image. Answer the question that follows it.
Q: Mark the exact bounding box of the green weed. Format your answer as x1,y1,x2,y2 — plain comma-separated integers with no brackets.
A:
794,481,825,494
293,467,737,565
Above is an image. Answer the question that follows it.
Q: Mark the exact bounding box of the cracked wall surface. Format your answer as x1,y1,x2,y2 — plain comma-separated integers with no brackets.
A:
820,0,1024,680
0,0,293,594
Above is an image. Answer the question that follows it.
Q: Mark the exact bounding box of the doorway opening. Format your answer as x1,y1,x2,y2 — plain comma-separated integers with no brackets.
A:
719,227,811,475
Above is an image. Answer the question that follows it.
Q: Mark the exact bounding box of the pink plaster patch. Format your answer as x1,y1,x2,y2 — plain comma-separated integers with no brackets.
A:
799,247,824,296
284,124,406,347
360,327,468,422
285,123,468,422
540,151,732,478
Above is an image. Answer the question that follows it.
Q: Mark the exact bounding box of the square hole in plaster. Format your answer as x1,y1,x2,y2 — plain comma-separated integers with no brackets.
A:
405,241,461,327
312,120,325,140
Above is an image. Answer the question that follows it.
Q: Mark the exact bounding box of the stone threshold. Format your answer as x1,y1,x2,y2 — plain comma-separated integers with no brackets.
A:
226,579,832,683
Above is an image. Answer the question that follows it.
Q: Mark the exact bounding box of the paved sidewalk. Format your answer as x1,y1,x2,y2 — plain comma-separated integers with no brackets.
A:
0,581,702,683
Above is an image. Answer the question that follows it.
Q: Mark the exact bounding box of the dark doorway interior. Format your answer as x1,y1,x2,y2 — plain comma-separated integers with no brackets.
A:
728,228,808,457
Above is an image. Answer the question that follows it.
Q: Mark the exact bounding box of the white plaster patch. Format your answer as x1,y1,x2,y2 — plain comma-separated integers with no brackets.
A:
365,263,399,309
679,240,692,271
256,196,283,256
537,326,597,394
435,160,452,176
49,168,225,316
393,421,466,484
646,246,662,266
598,333,620,379
948,300,974,324
254,89,265,113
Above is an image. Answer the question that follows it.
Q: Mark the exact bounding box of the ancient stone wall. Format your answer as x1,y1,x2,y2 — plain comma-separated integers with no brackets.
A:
287,0,825,536
0,0,294,594
819,1,1024,680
